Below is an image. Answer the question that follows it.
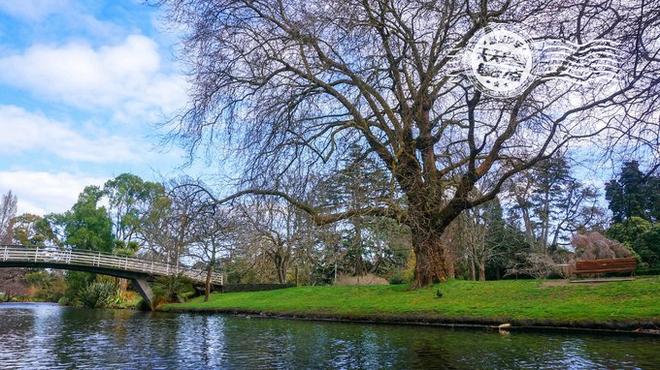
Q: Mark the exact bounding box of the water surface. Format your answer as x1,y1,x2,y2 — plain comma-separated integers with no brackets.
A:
0,303,657,369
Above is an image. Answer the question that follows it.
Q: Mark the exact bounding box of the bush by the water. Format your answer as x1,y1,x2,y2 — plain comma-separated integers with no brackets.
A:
151,275,195,307
24,271,67,302
79,280,120,309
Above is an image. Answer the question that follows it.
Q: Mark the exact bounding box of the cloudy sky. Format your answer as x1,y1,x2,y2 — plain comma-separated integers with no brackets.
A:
0,1,630,217
0,0,198,215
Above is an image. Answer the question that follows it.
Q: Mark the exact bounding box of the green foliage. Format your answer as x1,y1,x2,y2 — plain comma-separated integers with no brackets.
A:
307,145,410,279
607,216,653,242
79,279,120,309
113,240,140,257
388,272,405,285
486,223,533,280
12,214,57,246
23,271,67,302
61,273,121,308
51,186,114,253
61,271,95,306
102,173,164,245
151,275,195,306
607,217,660,268
605,161,659,223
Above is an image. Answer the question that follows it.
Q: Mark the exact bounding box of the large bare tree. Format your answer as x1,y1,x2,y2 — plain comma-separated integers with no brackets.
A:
163,0,660,286
0,190,17,244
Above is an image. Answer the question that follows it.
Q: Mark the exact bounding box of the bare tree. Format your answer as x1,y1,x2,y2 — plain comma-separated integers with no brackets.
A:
0,190,17,244
162,0,660,286
189,203,236,301
139,180,201,270
236,198,310,284
0,190,25,299
459,210,489,281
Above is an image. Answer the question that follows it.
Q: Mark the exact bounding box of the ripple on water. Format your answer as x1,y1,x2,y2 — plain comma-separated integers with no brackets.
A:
0,303,658,369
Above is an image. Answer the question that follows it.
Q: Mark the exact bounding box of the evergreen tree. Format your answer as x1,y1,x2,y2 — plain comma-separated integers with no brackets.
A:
316,144,406,277
605,161,659,223
52,186,114,253
508,156,602,252
12,214,57,247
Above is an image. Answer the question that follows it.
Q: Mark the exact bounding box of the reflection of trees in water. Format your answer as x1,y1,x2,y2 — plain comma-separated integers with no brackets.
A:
0,304,37,366
1,305,658,368
171,314,227,367
23,304,67,367
53,307,139,366
217,318,413,368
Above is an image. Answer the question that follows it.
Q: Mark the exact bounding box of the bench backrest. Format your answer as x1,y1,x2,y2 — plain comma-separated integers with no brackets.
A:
575,257,637,273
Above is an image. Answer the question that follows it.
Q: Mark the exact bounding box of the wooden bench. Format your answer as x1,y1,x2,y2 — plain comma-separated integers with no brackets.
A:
572,257,637,282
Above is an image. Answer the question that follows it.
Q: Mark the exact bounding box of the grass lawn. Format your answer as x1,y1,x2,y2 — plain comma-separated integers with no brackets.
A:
161,277,660,325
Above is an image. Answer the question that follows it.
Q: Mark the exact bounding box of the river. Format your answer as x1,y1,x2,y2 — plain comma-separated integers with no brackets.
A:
0,303,657,369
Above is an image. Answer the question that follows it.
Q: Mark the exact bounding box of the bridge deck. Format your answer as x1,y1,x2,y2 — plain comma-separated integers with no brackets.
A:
0,245,223,286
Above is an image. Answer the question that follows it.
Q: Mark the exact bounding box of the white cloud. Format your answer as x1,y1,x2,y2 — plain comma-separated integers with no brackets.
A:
0,105,140,162
0,0,69,21
0,1,121,38
0,171,107,215
0,35,188,122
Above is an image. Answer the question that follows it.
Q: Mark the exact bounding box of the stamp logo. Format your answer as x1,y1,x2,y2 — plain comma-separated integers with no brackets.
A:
464,25,534,98
454,24,621,98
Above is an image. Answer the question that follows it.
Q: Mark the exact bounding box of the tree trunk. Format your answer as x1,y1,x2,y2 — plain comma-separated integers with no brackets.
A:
443,246,456,279
353,219,365,276
274,255,287,284
204,264,213,302
411,229,446,287
478,260,486,281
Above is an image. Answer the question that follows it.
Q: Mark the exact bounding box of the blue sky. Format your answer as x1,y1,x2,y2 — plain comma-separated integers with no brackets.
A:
0,1,630,216
0,0,201,214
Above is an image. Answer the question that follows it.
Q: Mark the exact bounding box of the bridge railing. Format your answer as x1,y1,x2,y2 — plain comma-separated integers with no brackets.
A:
0,245,223,286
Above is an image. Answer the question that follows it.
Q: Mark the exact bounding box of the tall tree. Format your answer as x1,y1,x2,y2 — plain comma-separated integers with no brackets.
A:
0,190,26,300
12,214,57,247
102,174,164,254
508,157,602,252
53,186,114,253
188,198,236,300
316,145,402,276
141,179,204,269
163,0,660,286
605,161,659,223
0,190,17,244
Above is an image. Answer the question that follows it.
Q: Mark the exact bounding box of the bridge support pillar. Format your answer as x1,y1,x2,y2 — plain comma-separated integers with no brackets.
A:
132,278,154,311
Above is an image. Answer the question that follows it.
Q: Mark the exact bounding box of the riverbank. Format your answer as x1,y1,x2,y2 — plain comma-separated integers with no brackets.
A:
161,276,660,333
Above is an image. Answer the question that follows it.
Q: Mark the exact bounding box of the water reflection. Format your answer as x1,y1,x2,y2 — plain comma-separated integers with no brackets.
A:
0,303,657,369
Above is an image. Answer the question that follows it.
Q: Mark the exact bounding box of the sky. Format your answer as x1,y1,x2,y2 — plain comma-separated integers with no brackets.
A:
0,0,200,215
0,1,630,217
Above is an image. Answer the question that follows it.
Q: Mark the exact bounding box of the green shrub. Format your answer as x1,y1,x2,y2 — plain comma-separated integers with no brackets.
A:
388,272,406,285
24,271,67,302
79,280,120,309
